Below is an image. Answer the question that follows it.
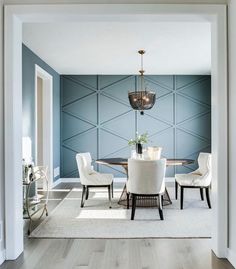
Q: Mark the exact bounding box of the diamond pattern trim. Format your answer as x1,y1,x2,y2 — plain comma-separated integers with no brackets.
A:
61,75,211,177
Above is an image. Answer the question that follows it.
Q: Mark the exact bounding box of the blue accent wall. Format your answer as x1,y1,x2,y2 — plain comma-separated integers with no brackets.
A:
60,75,211,177
22,44,61,181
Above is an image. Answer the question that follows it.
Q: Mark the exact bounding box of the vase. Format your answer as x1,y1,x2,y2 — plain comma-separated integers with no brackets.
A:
136,143,143,154
147,146,162,160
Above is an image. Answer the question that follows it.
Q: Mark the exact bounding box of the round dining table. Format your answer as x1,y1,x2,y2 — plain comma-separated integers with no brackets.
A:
96,157,194,207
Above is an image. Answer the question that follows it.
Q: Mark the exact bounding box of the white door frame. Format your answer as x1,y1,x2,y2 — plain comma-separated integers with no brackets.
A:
4,4,227,260
35,64,53,189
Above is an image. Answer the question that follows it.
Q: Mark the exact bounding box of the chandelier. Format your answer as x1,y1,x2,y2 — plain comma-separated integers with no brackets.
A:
128,50,156,115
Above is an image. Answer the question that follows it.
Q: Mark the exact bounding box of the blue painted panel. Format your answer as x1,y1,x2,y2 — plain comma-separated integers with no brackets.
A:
62,78,95,106
100,95,131,123
176,95,209,124
61,75,211,177
101,76,135,105
102,111,136,140
63,94,97,124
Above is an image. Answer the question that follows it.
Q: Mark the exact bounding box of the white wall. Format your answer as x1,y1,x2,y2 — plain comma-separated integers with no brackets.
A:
0,0,5,264
0,0,235,267
228,0,236,267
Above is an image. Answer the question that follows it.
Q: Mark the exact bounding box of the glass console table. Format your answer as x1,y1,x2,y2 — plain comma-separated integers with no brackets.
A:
23,166,49,235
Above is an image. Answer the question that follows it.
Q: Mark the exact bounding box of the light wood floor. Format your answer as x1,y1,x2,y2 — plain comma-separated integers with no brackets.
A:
0,183,234,269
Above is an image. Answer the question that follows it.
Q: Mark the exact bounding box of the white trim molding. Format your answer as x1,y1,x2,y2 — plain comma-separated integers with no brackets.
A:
0,249,6,265
227,249,236,268
53,177,176,189
35,64,54,189
4,4,228,260
52,177,127,188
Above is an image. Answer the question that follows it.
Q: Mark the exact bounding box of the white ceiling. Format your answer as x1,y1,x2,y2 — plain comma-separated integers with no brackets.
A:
23,21,211,75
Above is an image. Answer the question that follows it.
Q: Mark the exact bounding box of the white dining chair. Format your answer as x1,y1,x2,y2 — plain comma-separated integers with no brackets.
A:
76,153,114,208
127,158,166,220
175,152,212,209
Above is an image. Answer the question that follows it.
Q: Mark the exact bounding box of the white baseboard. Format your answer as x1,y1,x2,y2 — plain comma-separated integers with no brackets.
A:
0,249,6,265
52,177,80,188
52,178,62,188
53,177,175,188
227,248,236,268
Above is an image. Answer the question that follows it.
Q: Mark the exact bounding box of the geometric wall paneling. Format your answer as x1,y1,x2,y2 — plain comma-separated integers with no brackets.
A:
176,94,210,124
62,113,95,141
61,76,96,106
103,145,131,159
61,146,79,177
63,128,98,160
176,165,195,176
63,93,97,124
98,163,125,178
68,75,98,90
101,111,135,140
143,77,173,99
61,75,211,177
146,94,174,124
137,113,171,136
149,128,174,159
99,94,131,123
149,128,175,177
176,128,210,158
99,129,129,158
98,146,131,177
145,75,174,90
99,75,130,90
177,77,211,105
179,112,211,140
101,76,135,104
175,75,204,90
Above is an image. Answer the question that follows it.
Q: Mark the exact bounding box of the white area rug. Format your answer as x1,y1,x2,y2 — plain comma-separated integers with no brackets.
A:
31,186,212,238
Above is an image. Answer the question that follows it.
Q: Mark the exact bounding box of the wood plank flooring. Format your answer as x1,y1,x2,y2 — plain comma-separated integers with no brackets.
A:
0,183,234,269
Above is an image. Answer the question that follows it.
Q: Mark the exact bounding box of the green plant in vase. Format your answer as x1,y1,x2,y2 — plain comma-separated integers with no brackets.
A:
128,132,148,154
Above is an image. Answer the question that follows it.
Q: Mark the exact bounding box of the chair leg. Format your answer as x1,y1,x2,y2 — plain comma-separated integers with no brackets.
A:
205,187,211,209
85,186,89,200
175,180,178,200
180,186,184,210
111,182,114,198
108,185,112,209
127,192,130,209
158,194,164,220
131,194,136,220
81,185,86,208
200,188,204,201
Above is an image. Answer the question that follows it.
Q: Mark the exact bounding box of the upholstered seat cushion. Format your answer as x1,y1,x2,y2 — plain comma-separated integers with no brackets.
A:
175,173,208,187
127,177,165,195
86,171,113,186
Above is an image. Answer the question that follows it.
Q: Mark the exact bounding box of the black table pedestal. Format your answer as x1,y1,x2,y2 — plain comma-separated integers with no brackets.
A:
118,184,172,208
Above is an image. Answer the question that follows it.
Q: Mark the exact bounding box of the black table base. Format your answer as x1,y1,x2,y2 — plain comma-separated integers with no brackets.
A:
118,184,172,208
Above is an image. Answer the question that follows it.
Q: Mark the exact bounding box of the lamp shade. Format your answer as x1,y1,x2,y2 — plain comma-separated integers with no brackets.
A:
128,91,156,112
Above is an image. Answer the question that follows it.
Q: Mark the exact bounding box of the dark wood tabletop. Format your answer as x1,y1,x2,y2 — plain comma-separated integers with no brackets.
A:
96,158,194,166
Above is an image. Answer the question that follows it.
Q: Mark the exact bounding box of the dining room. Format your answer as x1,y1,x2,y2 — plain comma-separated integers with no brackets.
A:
20,18,213,240
2,1,235,268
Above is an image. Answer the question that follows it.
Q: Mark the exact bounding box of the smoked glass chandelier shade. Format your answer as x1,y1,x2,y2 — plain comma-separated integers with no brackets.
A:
128,50,156,115
128,91,156,115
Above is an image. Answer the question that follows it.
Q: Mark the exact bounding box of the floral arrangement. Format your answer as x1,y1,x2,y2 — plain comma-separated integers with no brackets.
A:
128,132,148,146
